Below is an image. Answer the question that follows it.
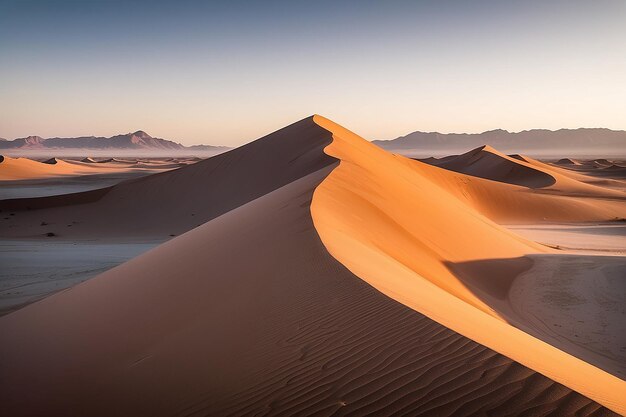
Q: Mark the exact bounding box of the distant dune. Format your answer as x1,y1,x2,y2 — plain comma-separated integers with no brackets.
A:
0,116,623,416
427,145,556,188
0,155,97,180
556,157,583,166
0,154,195,182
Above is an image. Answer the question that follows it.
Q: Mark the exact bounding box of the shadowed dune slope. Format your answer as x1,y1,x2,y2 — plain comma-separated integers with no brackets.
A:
311,116,626,414
0,165,618,416
0,118,336,238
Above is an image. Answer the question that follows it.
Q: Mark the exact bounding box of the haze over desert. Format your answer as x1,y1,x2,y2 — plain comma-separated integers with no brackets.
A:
1,1,625,416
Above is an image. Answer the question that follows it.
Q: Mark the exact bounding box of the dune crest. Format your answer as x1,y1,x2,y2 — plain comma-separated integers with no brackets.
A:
311,115,626,414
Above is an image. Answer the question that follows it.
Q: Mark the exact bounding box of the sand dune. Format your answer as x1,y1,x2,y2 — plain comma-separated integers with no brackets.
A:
0,155,96,180
429,146,624,197
311,115,625,413
594,158,612,167
410,158,624,223
557,158,583,165
429,145,556,188
0,154,178,182
41,157,59,164
0,116,623,416
1,163,615,416
514,155,626,191
414,147,625,223
0,120,337,238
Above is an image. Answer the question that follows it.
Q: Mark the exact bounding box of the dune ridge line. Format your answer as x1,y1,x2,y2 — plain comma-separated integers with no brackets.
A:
310,114,626,415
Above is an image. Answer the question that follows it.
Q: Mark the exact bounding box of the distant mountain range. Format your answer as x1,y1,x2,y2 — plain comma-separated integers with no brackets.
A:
0,131,227,152
374,128,626,156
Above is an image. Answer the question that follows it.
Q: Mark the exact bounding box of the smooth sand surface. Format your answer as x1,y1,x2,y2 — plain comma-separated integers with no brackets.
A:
0,239,161,316
508,254,625,377
0,171,159,200
508,224,626,254
0,116,623,416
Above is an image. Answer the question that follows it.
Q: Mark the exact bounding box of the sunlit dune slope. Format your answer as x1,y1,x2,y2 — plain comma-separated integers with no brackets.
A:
311,115,626,414
0,117,618,416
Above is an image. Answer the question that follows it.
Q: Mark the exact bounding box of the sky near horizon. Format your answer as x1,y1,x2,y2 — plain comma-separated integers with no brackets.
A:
1,0,625,146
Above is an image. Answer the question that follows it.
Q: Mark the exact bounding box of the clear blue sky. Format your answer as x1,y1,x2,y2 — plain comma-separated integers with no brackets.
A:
1,0,625,145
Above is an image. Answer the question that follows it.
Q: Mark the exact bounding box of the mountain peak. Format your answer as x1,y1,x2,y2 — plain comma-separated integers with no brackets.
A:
131,130,151,138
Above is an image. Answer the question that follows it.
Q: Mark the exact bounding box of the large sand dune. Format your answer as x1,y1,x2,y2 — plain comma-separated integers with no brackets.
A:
0,116,623,416
311,116,625,413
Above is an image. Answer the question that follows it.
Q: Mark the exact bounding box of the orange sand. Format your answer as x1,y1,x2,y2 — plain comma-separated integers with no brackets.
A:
311,115,626,414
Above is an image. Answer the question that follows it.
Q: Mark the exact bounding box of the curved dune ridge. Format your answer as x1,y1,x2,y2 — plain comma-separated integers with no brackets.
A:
0,116,623,416
311,115,625,414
